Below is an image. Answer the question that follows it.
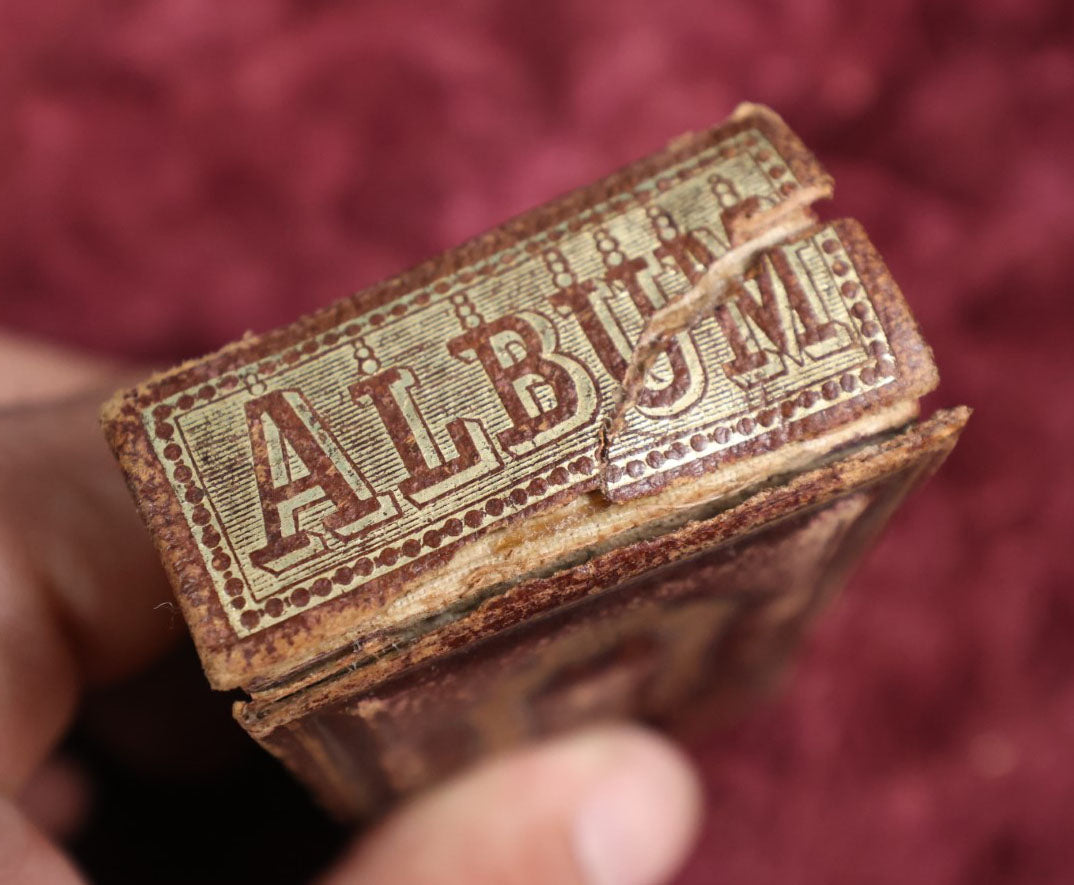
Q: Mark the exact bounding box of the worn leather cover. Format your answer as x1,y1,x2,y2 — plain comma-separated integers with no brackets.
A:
100,103,964,818
238,408,966,818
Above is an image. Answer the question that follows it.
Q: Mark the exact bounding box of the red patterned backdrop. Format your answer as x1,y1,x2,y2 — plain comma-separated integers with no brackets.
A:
1,1,1072,882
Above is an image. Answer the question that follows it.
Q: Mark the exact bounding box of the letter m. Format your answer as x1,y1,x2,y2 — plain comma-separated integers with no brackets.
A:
714,248,851,388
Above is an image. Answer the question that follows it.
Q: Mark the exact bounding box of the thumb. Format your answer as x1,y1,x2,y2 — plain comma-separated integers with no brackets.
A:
0,796,85,884
320,725,703,885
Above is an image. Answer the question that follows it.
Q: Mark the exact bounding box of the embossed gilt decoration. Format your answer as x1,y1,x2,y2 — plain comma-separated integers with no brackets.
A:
104,107,931,652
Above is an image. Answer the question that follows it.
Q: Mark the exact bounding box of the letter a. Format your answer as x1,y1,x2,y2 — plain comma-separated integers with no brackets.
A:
245,390,397,574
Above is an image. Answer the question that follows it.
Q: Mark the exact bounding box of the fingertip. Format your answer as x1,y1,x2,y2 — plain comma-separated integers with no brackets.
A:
0,796,86,885
0,332,121,409
17,755,92,841
322,725,704,885
572,726,704,885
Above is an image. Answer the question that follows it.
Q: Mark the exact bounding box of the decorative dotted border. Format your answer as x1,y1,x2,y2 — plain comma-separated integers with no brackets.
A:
143,129,801,637
155,404,598,634
604,225,898,491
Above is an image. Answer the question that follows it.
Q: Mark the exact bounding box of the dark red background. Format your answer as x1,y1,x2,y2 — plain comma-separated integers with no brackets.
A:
2,1,1072,882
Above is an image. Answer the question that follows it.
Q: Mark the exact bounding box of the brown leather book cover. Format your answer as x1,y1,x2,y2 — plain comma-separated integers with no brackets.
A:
101,103,967,819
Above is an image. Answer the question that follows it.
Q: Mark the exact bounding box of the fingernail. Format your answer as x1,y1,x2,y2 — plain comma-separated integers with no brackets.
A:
572,732,702,885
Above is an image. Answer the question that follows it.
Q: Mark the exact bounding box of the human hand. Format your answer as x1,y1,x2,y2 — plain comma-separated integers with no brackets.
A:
0,332,703,884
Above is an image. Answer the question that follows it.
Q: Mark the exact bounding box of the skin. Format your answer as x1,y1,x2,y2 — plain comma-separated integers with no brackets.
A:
0,331,704,885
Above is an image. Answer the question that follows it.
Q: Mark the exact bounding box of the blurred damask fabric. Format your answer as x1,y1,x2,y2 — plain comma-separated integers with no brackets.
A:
1,1,1072,883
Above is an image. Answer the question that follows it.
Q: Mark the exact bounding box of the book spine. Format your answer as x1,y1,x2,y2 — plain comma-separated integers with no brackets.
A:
241,408,968,820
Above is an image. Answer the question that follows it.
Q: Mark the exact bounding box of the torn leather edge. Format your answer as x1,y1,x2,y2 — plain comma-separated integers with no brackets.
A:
596,196,821,495
597,212,942,502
